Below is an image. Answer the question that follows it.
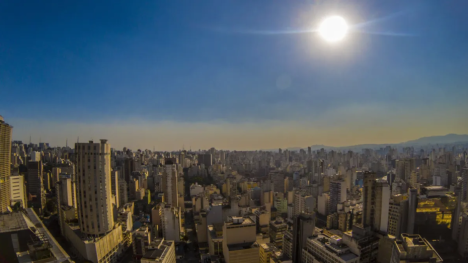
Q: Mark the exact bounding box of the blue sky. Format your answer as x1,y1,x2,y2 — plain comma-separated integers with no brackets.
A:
1,0,468,150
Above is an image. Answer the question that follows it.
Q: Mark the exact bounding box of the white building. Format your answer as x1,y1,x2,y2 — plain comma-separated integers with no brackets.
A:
302,231,359,263
10,175,26,208
141,238,176,263
190,183,204,197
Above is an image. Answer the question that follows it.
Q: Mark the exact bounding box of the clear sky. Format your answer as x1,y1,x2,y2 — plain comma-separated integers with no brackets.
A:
1,0,468,150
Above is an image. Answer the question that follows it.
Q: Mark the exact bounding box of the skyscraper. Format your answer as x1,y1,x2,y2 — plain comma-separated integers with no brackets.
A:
27,154,46,211
0,115,12,213
363,171,390,233
75,139,114,235
292,213,315,263
162,162,179,207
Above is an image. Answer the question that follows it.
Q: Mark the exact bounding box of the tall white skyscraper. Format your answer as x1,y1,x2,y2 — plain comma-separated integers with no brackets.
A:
75,139,114,235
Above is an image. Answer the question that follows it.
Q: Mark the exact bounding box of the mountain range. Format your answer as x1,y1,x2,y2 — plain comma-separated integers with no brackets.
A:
269,134,468,152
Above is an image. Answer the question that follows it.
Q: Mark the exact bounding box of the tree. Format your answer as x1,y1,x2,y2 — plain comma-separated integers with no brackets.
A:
46,199,56,213
12,202,21,211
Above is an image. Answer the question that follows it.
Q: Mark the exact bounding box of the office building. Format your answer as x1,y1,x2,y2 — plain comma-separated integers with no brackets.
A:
62,139,123,263
329,180,347,214
198,153,212,168
390,234,442,263
292,213,316,263
27,155,46,212
0,116,13,213
222,216,259,263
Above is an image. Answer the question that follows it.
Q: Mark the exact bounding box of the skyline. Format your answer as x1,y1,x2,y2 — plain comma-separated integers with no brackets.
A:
2,0,468,150
7,116,468,151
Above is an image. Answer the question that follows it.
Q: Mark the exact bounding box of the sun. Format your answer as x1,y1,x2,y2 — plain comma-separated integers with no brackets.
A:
318,16,349,43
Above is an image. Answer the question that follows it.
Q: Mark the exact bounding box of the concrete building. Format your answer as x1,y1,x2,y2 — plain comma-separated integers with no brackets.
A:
396,159,415,182
329,180,347,214
390,234,442,263
2,117,17,212
140,238,176,263
198,153,212,168
118,179,128,207
160,203,182,242
259,243,274,263
162,164,179,207
302,230,359,263
222,216,259,263
269,217,287,248
10,174,26,208
363,172,390,233
190,183,204,197
388,194,408,237
293,191,315,217
342,225,379,263
75,140,114,235
318,193,330,216
133,226,152,259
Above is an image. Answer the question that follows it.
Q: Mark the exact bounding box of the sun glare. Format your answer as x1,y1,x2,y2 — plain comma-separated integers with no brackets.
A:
318,16,349,43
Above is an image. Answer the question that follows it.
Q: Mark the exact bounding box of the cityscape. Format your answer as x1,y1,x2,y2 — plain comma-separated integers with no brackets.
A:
1,1,468,263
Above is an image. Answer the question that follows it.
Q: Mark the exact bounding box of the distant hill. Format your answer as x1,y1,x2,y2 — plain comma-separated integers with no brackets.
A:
400,134,468,145
266,134,468,152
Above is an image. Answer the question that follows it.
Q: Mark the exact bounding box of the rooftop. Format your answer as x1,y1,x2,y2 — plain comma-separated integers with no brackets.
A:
0,212,30,233
227,241,258,251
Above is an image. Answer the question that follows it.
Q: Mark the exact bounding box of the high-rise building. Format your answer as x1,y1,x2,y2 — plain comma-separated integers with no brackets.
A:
0,115,12,213
407,188,417,234
390,234,442,263
75,140,114,235
292,213,316,263
388,194,408,237
363,171,390,232
329,180,347,214
197,153,212,168
162,163,179,207
395,159,415,182
27,155,46,211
